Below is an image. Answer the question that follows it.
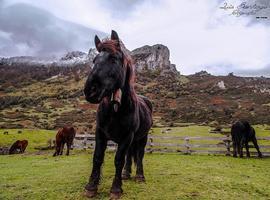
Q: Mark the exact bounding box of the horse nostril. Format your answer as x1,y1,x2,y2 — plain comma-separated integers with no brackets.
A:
89,91,97,98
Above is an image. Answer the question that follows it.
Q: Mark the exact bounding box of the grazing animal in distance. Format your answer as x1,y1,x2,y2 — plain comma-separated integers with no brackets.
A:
231,120,262,158
53,127,76,156
84,30,153,199
9,140,28,154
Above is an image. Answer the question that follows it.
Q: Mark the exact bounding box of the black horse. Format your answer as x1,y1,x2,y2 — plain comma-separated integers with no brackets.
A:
84,30,153,199
231,120,262,158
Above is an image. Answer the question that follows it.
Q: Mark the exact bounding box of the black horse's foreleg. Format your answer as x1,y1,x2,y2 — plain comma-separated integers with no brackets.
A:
110,136,132,197
135,136,147,182
122,145,133,180
239,139,244,158
85,136,107,197
252,137,262,158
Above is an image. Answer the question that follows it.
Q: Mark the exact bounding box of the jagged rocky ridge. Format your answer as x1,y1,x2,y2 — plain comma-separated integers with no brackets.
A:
0,44,178,74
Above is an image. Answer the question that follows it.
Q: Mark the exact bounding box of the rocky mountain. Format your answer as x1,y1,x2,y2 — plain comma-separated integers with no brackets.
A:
0,44,270,132
0,51,90,68
131,44,178,74
0,44,178,73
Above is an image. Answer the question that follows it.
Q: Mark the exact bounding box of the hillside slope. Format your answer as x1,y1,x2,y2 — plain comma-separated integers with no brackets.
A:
1,45,270,131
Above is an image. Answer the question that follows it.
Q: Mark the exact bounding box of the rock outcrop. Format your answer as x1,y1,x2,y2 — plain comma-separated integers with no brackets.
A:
131,44,178,74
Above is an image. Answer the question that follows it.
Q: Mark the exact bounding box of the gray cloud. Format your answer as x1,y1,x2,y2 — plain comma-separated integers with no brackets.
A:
0,0,269,77
235,65,270,77
0,2,106,57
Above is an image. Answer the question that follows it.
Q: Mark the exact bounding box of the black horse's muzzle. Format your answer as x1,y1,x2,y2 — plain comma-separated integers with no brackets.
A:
84,86,107,104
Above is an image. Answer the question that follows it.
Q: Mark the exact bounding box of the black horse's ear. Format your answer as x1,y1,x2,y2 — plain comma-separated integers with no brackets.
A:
111,30,119,41
94,35,101,52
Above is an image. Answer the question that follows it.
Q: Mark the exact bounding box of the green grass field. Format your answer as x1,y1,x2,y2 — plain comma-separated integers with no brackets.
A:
0,126,270,199
1,152,270,200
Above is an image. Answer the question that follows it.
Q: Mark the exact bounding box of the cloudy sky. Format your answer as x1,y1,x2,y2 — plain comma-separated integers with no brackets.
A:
0,0,270,76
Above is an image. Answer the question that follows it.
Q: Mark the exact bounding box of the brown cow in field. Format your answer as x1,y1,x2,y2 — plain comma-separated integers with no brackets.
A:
53,127,76,156
9,140,28,154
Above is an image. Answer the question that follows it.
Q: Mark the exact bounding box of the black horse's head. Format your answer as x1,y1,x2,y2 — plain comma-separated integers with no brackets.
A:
84,30,131,104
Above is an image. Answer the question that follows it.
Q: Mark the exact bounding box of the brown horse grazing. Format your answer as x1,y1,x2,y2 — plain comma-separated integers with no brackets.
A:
53,127,76,156
84,30,153,199
9,140,28,154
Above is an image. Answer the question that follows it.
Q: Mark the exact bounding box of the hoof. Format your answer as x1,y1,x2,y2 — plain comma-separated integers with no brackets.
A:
122,173,131,180
134,175,145,182
110,192,122,200
84,189,98,198
258,154,263,158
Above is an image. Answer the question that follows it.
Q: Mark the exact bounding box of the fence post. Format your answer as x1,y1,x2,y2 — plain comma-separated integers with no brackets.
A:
83,136,87,150
185,137,191,155
224,135,231,156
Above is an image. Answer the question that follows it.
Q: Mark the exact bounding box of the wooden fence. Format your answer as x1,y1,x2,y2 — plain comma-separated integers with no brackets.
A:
73,134,270,156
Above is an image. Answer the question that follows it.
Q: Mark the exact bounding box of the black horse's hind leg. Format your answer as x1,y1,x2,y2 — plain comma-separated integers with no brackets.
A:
252,137,262,158
85,134,107,197
237,144,243,158
110,135,133,198
122,146,133,180
239,139,244,158
135,136,147,182
245,141,250,158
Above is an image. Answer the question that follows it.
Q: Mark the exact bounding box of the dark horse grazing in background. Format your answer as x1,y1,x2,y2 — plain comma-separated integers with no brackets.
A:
53,127,76,156
9,140,28,154
84,30,153,199
231,120,262,158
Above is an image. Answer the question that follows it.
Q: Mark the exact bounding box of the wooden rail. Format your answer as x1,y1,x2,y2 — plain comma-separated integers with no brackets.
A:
74,134,270,156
